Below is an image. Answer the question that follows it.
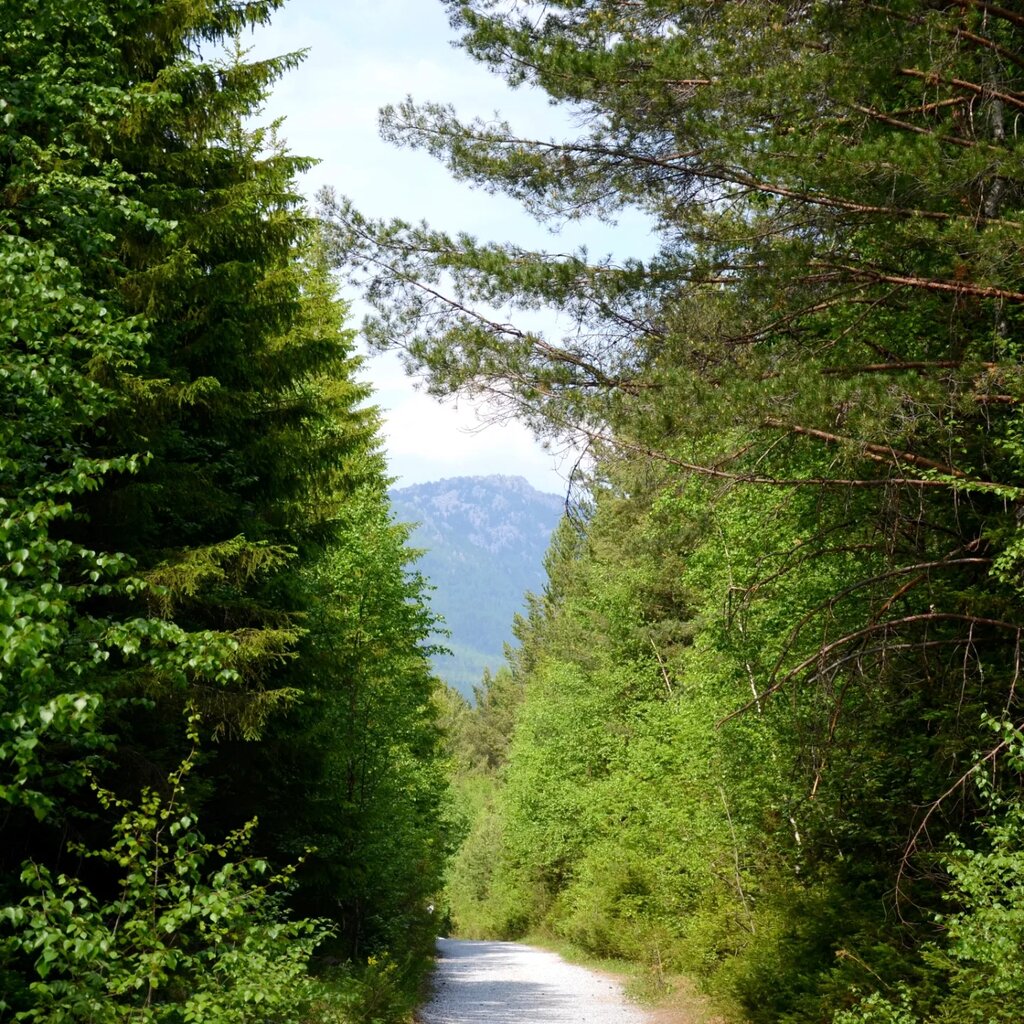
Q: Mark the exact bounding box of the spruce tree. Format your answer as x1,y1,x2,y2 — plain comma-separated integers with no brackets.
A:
2,0,449,1011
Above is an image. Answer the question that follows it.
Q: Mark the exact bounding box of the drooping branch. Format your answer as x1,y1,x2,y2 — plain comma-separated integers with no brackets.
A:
755,556,994,704
565,422,1011,492
897,718,1024,901
763,418,968,477
734,540,884,615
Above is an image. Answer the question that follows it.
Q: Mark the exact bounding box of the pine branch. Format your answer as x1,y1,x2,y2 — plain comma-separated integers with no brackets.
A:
763,418,968,477
568,423,989,491
867,4,1024,73
899,67,1024,110
822,361,999,374
825,263,1024,303
851,104,978,148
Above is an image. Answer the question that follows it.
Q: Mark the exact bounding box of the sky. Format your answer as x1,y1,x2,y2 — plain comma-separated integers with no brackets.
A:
246,0,652,494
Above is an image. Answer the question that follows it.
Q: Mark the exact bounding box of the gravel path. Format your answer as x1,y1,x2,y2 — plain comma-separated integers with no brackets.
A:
417,937,651,1024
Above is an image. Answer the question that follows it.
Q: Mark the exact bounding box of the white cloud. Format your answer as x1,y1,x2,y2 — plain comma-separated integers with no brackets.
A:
247,0,652,493
361,350,570,493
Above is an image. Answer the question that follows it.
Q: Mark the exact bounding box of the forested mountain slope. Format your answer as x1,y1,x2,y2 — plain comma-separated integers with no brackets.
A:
0,3,448,1021
330,2,1024,1023
390,475,563,695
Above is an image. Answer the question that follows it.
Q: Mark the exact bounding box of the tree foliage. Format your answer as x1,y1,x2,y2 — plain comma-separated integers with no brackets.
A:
2,1,449,1018
330,1,1024,1021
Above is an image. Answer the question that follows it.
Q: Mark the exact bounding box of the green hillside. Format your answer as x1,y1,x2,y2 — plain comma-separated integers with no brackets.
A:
390,476,563,696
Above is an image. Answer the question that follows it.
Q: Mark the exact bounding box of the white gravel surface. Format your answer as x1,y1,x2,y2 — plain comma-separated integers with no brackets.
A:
417,937,651,1024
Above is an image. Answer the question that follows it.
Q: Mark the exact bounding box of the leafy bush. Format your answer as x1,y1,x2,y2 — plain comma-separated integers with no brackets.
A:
309,953,425,1024
837,721,1024,1024
1,755,327,1024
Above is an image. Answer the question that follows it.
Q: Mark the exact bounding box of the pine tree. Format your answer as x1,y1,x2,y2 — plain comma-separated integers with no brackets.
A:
330,2,1024,1019
328,0,1024,821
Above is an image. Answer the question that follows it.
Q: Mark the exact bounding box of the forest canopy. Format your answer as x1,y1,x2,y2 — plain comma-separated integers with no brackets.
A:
1,2,449,1021
326,2,1024,1022
6,0,1024,1021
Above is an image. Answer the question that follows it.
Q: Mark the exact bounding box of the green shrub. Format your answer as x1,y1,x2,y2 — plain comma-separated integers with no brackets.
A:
309,953,420,1024
1,756,327,1024
837,721,1024,1024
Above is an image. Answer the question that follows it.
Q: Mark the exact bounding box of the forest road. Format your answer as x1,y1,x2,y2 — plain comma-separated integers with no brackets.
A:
417,937,651,1024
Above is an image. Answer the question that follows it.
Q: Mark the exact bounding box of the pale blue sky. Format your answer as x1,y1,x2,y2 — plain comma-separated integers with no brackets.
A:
248,0,653,493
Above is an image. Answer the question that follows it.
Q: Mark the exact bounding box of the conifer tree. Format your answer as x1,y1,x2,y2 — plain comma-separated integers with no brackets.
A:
329,0,1024,822
332,2,1024,1019
2,0,448,1012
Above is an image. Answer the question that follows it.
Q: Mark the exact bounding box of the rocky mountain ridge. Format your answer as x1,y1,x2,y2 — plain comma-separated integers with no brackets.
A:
389,475,564,696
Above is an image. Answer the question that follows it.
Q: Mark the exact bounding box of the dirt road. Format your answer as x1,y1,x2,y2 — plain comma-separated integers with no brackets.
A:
417,937,651,1024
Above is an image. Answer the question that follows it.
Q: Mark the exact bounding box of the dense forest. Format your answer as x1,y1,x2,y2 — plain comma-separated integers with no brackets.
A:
329,1,1024,1023
7,1,1024,1023
1,2,449,1022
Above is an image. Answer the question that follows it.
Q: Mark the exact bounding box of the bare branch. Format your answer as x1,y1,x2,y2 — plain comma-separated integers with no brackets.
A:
721,613,1024,725
897,722,1024,900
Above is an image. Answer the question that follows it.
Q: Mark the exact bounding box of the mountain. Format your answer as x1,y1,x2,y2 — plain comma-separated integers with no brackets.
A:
389,475,564,697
